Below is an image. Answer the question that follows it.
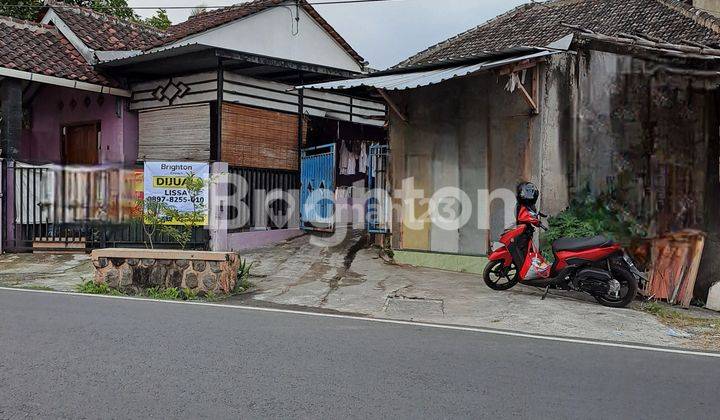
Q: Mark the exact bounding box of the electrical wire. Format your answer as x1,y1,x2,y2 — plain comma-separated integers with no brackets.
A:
0,0,411,11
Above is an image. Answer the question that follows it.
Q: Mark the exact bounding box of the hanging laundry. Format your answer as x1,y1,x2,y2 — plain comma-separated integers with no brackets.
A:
339,140,350,175
346,149,357,175
359,141,368,174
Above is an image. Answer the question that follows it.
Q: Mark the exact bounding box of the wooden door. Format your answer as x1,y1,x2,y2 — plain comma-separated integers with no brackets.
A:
63,123,99,165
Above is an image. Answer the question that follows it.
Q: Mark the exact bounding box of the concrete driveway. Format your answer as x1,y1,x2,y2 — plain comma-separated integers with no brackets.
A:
0,231,708,349
0,253,93,291
237,230,691,349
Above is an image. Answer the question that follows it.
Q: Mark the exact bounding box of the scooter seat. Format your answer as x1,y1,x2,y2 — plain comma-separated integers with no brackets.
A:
552,235,613,253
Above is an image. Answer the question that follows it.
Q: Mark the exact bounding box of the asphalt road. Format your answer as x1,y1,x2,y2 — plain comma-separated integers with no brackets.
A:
1,289,718,419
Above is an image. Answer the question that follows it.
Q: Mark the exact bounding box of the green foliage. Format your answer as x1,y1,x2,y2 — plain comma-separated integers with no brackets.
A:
540,194,646,260
234,258,255,294
203,290,218,302
134,173,207,250
158,173,207,249
20,285,54,291
0,0,42,21
135,197,171,249
143,8,170,29
76,281,213,302
146,286,181,300
0,1,137,22
180,287,198,301
76,280,123,296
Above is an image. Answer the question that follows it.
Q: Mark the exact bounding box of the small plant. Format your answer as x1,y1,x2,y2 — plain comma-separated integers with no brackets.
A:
146,287,181,300
180,287,198,301
204,290,218,301
19,285,54,291
76,280,123,296
134,173,208,249
234,258,255,294
540,194,646,260
159,173,207,250
134,198,172,249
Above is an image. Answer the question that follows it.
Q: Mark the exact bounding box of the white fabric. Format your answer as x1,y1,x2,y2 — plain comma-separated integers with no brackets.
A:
358,142,368,174
338,141,350,175
346,150,357,175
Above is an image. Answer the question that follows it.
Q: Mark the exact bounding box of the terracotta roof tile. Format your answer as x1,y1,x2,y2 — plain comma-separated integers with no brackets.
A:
47,1,165,51
394,0,720,69
0,16,121,87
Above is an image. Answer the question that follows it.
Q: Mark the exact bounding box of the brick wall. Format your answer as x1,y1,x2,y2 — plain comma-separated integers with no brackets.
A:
221,103,305,170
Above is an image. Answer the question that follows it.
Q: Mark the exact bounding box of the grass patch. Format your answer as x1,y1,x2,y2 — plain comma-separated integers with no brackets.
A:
146,287,182,300
76,282,222,302
640,301,719,330
76,281,124,296
18,285,55,291
640,302,720,349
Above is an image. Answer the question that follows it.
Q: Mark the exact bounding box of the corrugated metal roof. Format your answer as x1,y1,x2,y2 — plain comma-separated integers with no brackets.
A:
299,50,559,91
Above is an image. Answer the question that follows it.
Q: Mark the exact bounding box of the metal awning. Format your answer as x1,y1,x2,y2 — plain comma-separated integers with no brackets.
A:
298,50,559,91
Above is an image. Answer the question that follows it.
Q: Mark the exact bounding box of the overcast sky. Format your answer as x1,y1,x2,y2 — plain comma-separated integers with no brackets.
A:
129,0,527,69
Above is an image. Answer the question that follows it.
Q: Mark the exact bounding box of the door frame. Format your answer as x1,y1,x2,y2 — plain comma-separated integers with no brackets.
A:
61,120,101,165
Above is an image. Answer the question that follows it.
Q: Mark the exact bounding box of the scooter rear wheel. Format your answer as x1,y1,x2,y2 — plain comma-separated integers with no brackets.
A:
594,265,638,308
483,260,519,291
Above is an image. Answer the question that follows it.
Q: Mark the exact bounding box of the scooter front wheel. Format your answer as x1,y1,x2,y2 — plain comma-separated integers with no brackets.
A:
483,260,519,291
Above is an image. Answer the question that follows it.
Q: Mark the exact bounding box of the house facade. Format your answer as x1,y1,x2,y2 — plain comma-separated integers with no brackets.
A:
1,0,386,253
306,0,720,297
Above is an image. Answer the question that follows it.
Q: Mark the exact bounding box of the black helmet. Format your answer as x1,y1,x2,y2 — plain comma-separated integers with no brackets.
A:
516,182,539,206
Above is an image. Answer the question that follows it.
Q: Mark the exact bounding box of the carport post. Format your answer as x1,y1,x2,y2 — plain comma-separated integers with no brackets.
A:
1,78,22,160
1,78,22,254
297,72,304,189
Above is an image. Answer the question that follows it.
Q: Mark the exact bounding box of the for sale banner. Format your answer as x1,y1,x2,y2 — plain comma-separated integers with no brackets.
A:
143,162,209,225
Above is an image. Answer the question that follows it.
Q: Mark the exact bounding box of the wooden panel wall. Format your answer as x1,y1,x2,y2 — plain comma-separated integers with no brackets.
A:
138,104,211,161
221,103,303,170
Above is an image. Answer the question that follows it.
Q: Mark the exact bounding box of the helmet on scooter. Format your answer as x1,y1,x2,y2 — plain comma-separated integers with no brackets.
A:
516,182,539,207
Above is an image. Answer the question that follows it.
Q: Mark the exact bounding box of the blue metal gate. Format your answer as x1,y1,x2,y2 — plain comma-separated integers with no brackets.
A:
367,144,391,233
300,144,335,231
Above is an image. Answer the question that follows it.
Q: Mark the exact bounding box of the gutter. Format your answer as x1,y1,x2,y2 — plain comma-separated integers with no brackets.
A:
0,67,131,97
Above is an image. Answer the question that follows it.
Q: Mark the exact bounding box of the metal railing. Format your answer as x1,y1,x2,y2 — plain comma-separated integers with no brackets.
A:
3,162,209,252
227,166,299,232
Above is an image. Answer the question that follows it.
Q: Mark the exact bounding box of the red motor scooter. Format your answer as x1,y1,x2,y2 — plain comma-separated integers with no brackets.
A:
483,183,645,308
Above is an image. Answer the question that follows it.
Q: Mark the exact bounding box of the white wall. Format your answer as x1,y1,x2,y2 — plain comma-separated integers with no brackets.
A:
162,6,362,73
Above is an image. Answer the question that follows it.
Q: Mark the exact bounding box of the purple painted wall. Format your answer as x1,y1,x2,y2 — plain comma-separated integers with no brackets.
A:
20,85,138,166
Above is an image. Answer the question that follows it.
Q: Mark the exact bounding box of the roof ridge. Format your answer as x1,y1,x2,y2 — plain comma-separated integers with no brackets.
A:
392,2,540,69
0,15,56,33
174,0,276,24
45,0,166,35
654,0,720,34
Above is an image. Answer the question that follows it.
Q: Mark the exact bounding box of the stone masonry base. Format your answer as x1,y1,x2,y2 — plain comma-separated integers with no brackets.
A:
91,249,239,295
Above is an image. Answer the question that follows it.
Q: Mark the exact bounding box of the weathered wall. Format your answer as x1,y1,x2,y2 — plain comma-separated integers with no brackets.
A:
389,74,489,255
575,50,712,232
574,49,719,298
20,85,138,165
388,55,572,256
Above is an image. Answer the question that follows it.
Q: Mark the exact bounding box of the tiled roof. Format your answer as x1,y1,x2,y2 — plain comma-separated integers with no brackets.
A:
394,0,720,69
156,0,365,64
46,1,165,51
0,16,120,87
